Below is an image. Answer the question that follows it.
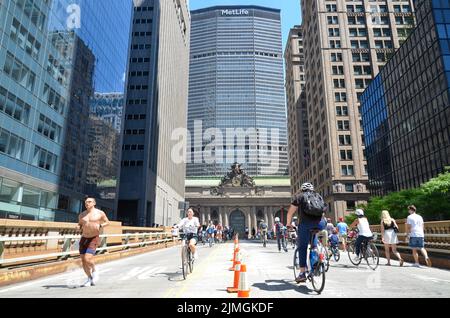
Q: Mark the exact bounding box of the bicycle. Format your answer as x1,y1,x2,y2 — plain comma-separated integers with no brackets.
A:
329,243,340,262
279,227,288,252
261,230,268,247
288,229,297,249
293,228,326,294
317,232,330,272
347,230,379,270
180,234,195,280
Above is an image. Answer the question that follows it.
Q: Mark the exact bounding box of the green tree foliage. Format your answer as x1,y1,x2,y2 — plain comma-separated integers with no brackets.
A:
351,170,450,224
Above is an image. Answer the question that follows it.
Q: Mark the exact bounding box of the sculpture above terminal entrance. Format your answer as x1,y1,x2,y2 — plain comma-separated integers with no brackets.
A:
219,162,255,188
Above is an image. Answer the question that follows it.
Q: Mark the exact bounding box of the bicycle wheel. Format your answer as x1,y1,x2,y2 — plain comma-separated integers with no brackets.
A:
293,248,300,280
189,251,194,273
282,237,288,252
181,246,189,279
365,242,379,270
333,247,340,262
348,242,362,265
311,262,326,294
320,244,330,272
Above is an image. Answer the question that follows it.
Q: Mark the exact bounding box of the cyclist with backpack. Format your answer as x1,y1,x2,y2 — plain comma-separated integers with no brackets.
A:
274,217,288,252
259,220,268,237
286,183,327,283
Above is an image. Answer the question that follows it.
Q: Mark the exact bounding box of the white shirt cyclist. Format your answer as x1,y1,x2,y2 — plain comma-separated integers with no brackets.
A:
177,217,200,235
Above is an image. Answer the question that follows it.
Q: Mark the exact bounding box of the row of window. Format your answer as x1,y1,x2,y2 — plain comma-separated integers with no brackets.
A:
129,71,150,77
130,57,151,63
192,51,280,59
131,44,151,50
327,15,413,26
10,18,41,61
0,127,25,160
124,129,145,135
134,19,152,24
33,146,57,172
43,84,66,115
128,99,148,105
134,6,153,12
128,84,149,90
15,0,47,31
126,114,146,120
122,144,145,150
37,114,61,143
0,86,31,125
133,31,152,37
3,52,36,93
121,160,144,167
47,54,68,87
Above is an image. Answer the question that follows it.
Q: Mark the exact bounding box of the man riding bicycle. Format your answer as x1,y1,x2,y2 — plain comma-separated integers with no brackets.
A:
286,182,327,283
274,217,288,252
173,208,201,260
259,219,268,243
206,222,215,245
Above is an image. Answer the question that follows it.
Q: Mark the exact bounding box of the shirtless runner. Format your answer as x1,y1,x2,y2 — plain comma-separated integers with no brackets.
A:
77,197,109,287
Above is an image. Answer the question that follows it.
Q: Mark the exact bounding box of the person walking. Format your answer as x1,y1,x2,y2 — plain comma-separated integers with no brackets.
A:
336,217,348,252
407,205,431,267
380,210,404,266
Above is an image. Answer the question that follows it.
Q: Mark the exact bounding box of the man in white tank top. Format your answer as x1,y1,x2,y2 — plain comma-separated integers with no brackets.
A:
350,209,373,262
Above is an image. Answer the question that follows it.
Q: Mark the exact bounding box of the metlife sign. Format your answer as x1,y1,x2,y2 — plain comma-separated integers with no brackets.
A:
220,9,250,16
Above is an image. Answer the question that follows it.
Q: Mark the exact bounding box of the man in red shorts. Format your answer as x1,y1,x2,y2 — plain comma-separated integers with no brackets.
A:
78,197,109,287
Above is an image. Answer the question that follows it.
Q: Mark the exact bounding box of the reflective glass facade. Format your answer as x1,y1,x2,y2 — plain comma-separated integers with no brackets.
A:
187,6,288,177
0,0,132,221
361,0,450,196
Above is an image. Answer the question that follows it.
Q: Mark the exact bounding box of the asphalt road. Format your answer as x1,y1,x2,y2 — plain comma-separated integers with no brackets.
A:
1,240,449,298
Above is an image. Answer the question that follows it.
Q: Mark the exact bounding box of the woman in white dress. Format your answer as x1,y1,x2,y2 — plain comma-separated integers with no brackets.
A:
381,210,404,266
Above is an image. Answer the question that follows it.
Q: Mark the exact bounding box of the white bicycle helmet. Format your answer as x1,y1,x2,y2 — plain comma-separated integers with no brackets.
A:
301,182,314,191
355,209,364,216
274,217,280,222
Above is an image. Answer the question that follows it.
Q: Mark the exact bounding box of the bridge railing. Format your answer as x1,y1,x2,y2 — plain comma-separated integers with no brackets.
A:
0,219,177,267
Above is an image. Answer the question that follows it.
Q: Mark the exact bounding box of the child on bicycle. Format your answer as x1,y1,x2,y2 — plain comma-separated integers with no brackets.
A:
350,209,373,262
329,229,340,248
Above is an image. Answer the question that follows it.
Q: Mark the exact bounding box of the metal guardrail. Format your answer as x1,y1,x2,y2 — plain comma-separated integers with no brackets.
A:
371,232,450,254
0,232,176,266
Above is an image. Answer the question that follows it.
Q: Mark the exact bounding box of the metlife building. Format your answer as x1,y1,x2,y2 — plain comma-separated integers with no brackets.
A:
187,6,289,177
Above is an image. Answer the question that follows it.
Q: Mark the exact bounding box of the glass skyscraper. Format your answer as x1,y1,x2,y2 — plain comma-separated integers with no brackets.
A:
0,0,132,221
361,0,450,196
187,6,289,177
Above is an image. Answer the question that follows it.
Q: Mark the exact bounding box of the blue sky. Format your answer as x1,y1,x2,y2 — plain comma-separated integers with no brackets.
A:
189,0,302,50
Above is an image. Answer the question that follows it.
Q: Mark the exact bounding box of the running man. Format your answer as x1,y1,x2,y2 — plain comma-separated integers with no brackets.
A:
78,197,109,287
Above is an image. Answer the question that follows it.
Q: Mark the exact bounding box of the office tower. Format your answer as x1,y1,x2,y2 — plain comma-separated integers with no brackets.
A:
0,0,132,221
361,0,450,196
117,0,190,226
301,0,416,219
187,6,289,177
285,25,311,195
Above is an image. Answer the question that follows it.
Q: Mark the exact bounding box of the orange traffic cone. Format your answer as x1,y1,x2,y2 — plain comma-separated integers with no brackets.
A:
237,263,250,298
227,258,241,293
229,246,240,271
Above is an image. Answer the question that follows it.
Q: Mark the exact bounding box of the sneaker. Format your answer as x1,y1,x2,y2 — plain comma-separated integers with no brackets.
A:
295,273,307,283
425,258,432,267
354,256,360,263
412,263,421,268
91,271,99,285
81,278,92,287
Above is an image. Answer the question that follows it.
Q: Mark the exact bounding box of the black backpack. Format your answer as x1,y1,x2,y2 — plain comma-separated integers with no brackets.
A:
301,191,327,217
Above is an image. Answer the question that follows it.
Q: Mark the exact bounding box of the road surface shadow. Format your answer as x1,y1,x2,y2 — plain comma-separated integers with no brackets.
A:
252,279,318,295
42,284,80,290
156,271,185,282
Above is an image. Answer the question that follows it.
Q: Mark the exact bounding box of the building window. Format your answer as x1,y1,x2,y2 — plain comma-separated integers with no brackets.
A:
341,165,354,176
345,184,354,192
32,146,57,172
0,128,25,160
